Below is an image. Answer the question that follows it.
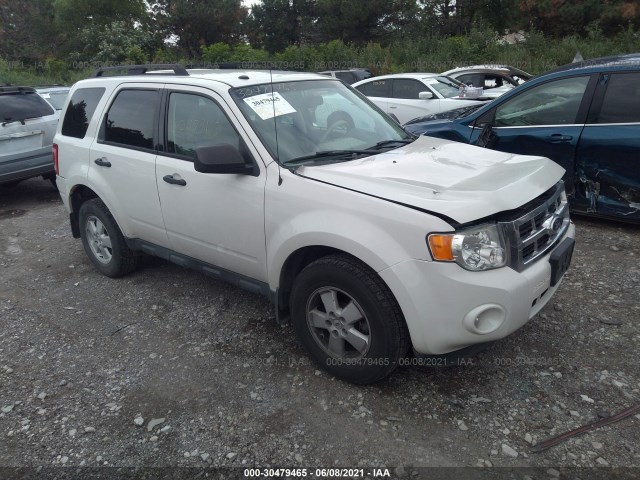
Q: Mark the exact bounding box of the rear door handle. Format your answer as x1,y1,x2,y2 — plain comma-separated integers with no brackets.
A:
94,157,111,167
548,134,573,143
163,174,186,186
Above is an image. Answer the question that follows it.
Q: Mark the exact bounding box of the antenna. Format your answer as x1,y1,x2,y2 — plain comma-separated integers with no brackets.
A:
269,67,283,186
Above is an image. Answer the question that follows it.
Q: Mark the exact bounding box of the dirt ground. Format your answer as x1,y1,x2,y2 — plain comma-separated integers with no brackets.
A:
1,177,639,479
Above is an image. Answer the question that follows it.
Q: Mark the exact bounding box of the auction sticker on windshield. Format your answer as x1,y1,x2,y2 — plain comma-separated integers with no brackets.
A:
243,92,296,120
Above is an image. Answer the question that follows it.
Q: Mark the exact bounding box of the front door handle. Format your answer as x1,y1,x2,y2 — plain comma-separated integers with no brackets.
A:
163,174,186,186
94,157,111,167
548,134,573,143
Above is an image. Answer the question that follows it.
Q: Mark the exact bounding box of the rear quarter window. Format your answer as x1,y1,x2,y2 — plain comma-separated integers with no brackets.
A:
0,91,54,124
61,87,106,139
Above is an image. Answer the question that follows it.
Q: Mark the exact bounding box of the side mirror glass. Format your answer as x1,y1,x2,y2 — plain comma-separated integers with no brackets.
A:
419,91,434,100
194,144,255,175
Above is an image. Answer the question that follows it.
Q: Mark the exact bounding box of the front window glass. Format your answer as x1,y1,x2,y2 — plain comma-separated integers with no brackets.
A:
495,76,590,127
392,79,427,99
167,92,240,159
230,79,411,164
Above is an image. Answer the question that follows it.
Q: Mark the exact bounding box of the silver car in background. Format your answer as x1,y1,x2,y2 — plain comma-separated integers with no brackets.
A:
1,86,59,186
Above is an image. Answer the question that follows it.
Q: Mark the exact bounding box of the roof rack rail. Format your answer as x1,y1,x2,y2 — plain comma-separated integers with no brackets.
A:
92,64,189,78
0,86,36,94
185,61,300,71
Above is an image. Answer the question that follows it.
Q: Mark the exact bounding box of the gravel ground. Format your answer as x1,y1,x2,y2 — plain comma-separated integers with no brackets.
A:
1,177,639,478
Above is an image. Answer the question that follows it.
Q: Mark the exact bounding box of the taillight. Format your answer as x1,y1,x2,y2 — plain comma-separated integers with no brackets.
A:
53,144,59,175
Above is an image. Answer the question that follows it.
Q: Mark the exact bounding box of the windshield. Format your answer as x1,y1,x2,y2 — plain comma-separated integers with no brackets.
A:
424,76,465,99
40,91,69,110
230,79,411,165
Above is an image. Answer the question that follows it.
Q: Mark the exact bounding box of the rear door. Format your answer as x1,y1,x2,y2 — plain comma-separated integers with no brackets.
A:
88,86,169,247
574,72,640,219
472,75,596,194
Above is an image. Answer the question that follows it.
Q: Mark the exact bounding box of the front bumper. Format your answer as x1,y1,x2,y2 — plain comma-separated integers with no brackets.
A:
379,223,575,355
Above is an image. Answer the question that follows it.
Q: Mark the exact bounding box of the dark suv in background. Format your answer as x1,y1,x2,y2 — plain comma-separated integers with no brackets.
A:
1,86,59,187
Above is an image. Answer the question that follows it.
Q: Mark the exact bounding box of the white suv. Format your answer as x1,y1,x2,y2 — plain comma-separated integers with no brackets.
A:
54,64,575,384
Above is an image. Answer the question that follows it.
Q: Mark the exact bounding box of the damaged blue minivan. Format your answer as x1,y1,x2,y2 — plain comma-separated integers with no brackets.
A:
404,54,640,221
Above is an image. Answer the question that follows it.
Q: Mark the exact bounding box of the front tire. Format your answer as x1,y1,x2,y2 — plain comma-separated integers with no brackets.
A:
290,254,409,384
79,199,140,277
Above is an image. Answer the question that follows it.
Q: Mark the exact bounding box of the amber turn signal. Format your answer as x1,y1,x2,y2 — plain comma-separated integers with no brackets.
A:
427,234,455,261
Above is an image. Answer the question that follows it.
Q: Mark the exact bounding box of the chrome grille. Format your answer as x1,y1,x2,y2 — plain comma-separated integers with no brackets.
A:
500,181,570,272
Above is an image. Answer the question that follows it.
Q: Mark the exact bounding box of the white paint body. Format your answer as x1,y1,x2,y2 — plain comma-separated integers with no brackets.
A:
55,71,573,355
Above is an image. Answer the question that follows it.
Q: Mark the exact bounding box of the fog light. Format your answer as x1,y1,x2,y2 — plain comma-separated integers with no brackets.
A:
463,304,506,334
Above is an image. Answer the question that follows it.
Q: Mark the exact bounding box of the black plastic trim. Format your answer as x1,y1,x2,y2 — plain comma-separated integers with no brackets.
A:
125,239,271,299
93,64,189,77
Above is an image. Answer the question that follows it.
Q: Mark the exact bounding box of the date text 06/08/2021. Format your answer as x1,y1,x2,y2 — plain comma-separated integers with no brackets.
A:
243,468,392,477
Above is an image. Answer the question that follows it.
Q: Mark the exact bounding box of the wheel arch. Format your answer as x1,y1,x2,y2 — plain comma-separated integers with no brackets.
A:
274,245,403,327
69,184,100,238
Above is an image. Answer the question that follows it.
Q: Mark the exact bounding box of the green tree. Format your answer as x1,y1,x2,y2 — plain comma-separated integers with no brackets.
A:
516,0,640,37
53,0,150,57
70,20,157,64
245,0,316,53
314,0,418,45
151,0,248,58
0,0,57,61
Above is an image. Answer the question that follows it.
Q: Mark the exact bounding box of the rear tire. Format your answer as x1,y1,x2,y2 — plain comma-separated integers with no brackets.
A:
290,254,409,384
79,199,140,277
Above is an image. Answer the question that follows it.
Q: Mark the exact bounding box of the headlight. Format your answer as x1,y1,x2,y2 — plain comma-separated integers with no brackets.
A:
427,224,507,271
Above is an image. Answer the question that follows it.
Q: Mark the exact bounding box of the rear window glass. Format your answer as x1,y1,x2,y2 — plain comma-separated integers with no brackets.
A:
0,91,54,123
103,89,157,150
597,73,640,124
61,87,105,139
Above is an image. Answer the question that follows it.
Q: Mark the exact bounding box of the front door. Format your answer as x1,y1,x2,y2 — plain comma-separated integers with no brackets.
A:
471,75,594,195
388,78,440,123
155,87,268,281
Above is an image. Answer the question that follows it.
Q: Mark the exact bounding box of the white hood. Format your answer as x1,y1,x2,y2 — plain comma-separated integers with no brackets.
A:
297,136,565,224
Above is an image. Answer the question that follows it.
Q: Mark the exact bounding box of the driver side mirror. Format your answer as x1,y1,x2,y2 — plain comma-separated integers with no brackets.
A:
419,91,434,100
474,123,496,149
194,144,256,175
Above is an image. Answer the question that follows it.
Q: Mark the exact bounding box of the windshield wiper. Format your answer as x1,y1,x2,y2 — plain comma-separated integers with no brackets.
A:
283,150,373,166
366,138,415,150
